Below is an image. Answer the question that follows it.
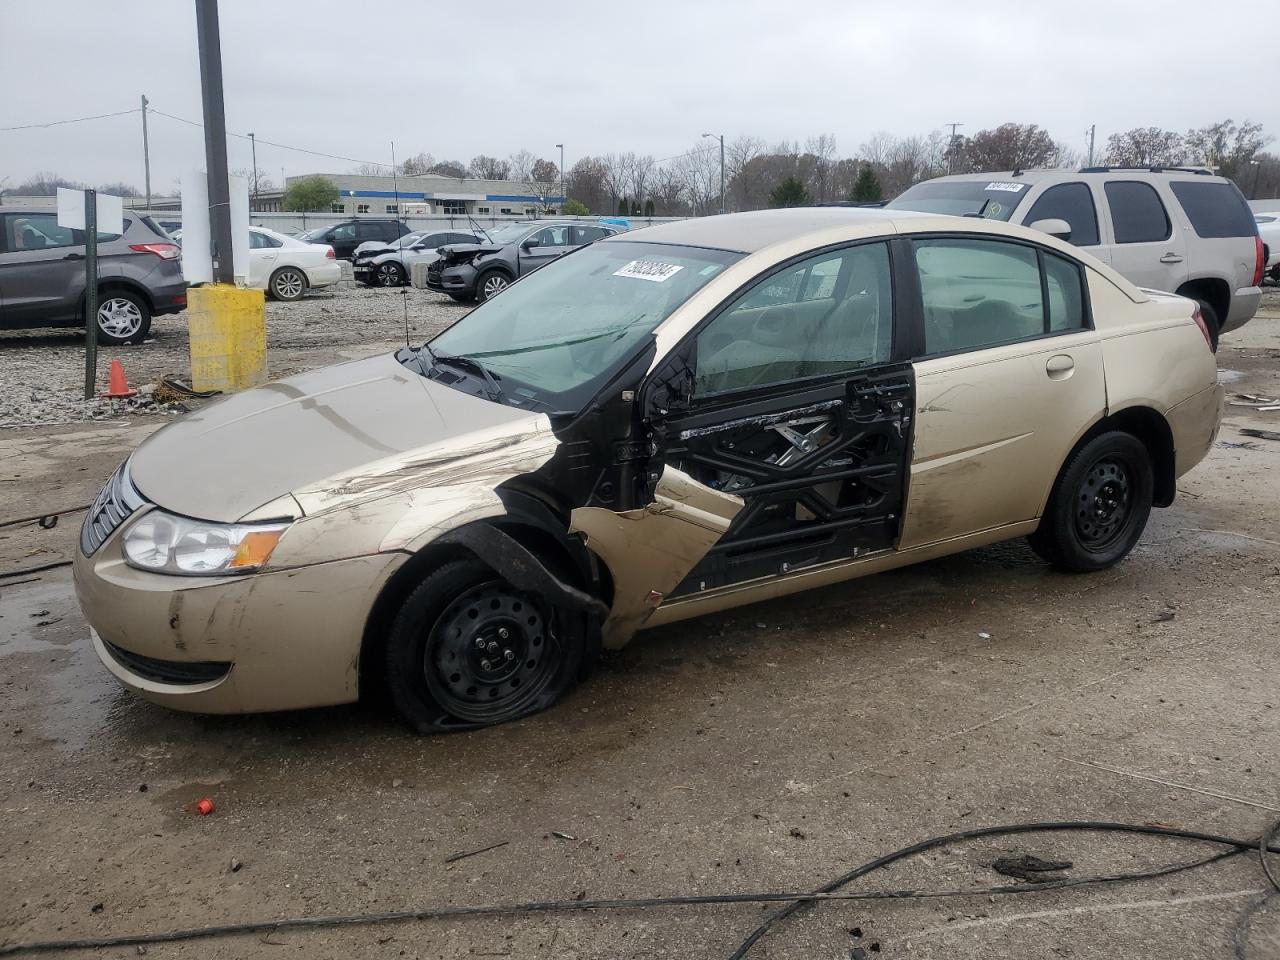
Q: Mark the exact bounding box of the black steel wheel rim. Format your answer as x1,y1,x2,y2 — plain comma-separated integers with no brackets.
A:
1074,456,1133,550
423,582,557,724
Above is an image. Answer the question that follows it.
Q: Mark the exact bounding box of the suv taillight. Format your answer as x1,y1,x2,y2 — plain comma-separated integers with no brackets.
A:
1253,236,1265,287
1191,306,1214,349
325,246,336,259
129,242,180,260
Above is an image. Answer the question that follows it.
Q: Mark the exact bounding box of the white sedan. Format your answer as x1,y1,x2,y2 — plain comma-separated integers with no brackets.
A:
249,227,342,301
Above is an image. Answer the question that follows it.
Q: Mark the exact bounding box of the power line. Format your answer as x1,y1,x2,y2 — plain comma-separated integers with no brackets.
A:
148,107,389,169
0,108,140,132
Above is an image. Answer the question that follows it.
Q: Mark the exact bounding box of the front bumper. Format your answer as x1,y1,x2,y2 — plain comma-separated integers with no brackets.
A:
74,533,406,714
427,263,477,293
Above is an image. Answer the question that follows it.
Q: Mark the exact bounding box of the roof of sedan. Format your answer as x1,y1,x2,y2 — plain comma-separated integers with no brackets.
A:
612,207,933,253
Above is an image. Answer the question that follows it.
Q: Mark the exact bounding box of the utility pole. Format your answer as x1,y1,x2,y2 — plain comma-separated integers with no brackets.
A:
946,123,964,174
140,95,152,211
194,0,234,284
1087,124,1096,167
555,143,564,212
703,133,725,214
248,131,259,209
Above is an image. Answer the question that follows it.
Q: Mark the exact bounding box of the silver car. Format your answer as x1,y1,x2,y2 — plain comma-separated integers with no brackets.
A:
353,229,483,287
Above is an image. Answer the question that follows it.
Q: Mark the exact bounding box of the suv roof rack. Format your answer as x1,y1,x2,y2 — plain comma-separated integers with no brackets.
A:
1077,165,1216,176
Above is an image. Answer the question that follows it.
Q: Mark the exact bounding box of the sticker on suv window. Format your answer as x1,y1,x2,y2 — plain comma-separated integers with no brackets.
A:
985,181,1027,193
614,260,684,282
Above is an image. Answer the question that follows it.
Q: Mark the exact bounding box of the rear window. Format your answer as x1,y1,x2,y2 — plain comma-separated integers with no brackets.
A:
139,215,170,239
1169,180,1258,239
887,179,1030,221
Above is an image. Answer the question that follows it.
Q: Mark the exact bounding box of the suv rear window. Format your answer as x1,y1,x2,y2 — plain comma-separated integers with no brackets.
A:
1169,180,1258,238
1104,182,1171,244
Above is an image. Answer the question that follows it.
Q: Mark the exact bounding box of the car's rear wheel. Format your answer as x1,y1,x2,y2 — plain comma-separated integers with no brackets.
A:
96,290,152,345
1029,430,1154,572
475,269,510,302
375,262,406,286
384,558,592,732
1194,299,1221,352
269,266,308,302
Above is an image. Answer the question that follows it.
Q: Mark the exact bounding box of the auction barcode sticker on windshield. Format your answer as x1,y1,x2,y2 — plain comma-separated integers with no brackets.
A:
614,260,684,282
985,181,1026,193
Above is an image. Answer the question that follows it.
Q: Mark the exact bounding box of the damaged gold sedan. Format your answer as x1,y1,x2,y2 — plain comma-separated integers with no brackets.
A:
75,209,1224,731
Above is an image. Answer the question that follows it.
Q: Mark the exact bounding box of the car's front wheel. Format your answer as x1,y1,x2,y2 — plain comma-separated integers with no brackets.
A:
384,559,592,732
1029,430,1154,572
375,262,406,286
475,269,510,302
269,266,308,302
95,290,152,345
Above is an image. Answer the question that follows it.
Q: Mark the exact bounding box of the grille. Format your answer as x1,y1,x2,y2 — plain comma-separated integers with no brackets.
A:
101,637,231,684
80,460,147,556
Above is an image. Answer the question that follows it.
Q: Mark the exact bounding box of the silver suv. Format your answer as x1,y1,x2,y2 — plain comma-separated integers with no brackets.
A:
0,207,186,344
888,167,1265,347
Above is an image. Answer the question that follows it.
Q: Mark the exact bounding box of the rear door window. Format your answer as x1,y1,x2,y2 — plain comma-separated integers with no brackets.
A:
4,213,78,251
1023,182,1100,246
1104,182,1171,243
1169,180,1258,238
572,225,611,244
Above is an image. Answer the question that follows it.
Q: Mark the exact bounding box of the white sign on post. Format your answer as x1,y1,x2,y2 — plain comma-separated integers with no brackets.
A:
56,187,124,235
181,171,250,285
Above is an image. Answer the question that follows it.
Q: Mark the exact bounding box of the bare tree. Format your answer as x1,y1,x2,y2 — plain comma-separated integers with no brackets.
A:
351,162,392,176
566,156,609,212
626,153,655,208
648,165,690,215
468,155,511,180
1104,128,1186,167
673,141,726,215
805,134,838,202
429,159,469,179
599,153,631,208
397,152,436,176
725,135,765,210
1184,118,1272,179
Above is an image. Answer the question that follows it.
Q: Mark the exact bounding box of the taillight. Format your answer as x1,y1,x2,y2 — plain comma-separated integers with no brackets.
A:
129,242,180,260
1253,236,1265,287
325,246,336,259
1191,306,1213,349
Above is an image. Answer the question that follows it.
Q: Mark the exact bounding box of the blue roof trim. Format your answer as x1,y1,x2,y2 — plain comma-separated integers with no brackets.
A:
485,194,566,203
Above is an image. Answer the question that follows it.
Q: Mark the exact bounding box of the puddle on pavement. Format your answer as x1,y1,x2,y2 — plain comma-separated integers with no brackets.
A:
1218,368,1243,384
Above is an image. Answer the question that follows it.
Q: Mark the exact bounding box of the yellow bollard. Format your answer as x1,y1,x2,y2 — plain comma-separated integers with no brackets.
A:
187,284,267,393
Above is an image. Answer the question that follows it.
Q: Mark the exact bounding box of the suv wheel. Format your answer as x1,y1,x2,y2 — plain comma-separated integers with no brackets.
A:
476,269,510,302
269,267,308,302
96,291,152,345
376,262,406,286
1028,430,1154,572
384,559,595,732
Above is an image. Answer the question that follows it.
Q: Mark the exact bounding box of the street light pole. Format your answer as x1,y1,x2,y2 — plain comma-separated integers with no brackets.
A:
194,0,234,285
248,131,259,209
703,133,725,214
946,122,964,174
555,143,564,212
140,95,152,212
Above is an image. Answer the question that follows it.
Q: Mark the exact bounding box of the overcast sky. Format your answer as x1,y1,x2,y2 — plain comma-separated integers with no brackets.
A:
2,0,1275,194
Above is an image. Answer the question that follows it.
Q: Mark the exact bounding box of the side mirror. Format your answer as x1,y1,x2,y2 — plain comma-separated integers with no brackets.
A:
521,240,536,251
1029,218,1072,241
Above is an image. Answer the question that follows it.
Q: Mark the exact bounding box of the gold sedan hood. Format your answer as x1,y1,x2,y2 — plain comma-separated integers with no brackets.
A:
129,353,551,523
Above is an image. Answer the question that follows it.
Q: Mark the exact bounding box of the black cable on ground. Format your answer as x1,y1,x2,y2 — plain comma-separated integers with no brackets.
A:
0,505,91,530
1234,817,1280,960
1,820,1276,958
0,560,73,580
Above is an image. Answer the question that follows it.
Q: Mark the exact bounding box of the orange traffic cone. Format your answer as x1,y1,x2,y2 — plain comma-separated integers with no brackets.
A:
101,359,138,399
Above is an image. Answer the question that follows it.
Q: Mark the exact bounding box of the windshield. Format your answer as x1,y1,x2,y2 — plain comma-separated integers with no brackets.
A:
887,179,1030,220
480,223,533,245
423,240,742,410
299,227,328,241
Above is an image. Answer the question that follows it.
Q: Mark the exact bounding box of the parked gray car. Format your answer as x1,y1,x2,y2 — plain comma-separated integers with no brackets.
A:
353,229,482,287
425,221,622,301
0,206,186,344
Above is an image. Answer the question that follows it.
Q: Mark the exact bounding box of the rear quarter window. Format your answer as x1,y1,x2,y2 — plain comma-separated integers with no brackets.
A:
1104,181,1171,244
1169,180,1258,239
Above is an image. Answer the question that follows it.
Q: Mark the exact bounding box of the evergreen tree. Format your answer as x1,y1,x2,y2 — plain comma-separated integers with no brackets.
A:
768,176,811,208
617,197,630,217
643,199,655,217
850,166,883,203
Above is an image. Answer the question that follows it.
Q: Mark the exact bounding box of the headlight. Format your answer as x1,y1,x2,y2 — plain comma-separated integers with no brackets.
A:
122,510,289,575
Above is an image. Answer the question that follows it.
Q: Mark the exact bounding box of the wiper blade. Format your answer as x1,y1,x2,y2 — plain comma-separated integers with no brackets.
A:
433,352,505,402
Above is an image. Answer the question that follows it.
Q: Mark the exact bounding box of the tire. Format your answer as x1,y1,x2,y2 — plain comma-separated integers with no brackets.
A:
375,261,406,287
448,293,471,303
269,266,308,302
1194,299,1220,352
384,558,593,733
1028,431,1154,573
95,290,152,345
475,269,511,302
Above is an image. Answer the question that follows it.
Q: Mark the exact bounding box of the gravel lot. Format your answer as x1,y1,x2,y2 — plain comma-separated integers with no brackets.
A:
0,282,470,428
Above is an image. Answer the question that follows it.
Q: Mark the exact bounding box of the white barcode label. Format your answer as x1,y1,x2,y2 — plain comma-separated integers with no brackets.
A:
614,260,684,282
